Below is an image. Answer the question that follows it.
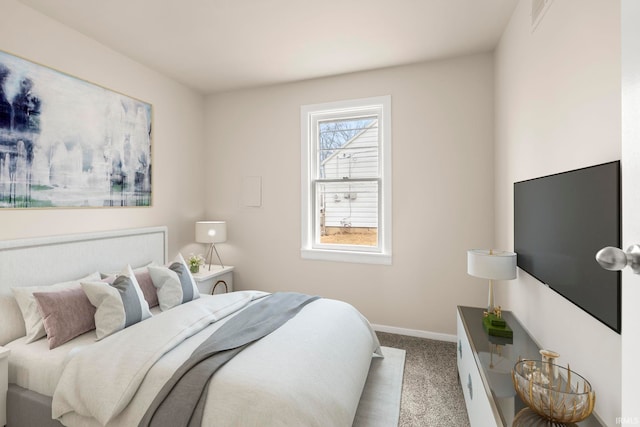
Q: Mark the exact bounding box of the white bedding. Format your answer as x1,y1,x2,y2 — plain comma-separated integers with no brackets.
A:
6,331,95,396
52,291,381,427
6,306,164,397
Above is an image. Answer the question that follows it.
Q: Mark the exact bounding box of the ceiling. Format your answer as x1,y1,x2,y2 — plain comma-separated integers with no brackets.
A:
17,0,518,94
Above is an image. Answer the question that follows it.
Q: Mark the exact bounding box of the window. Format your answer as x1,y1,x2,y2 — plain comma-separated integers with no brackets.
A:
301,96,391,264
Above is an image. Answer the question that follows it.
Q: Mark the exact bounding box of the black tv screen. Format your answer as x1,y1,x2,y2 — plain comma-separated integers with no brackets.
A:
514,161,621,333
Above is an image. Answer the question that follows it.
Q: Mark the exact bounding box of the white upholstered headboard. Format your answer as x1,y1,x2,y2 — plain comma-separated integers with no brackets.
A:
0,226,168,345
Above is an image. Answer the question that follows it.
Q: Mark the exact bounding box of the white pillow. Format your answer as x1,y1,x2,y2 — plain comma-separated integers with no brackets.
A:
82,265,152,340
12,271,101,343
148,253,200,311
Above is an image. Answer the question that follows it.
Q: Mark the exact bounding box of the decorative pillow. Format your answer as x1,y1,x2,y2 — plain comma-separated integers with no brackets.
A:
82,265,152,340
102,266,159,309
33,286,96,349
11,271,101,343
148,253,200,311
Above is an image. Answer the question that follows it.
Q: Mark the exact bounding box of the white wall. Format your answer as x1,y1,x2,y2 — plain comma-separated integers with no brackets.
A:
494,0,621,424
204,54,495,337
0,0,206,256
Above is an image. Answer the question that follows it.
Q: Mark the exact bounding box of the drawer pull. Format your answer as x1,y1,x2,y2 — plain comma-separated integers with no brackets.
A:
467,373,473,400
458,340,462,359
212,280,228,294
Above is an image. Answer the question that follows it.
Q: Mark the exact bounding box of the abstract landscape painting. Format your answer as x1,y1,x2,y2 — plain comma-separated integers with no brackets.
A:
0,50,152,208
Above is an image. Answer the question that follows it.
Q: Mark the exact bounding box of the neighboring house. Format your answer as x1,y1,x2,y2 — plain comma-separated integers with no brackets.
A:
320,119,378,234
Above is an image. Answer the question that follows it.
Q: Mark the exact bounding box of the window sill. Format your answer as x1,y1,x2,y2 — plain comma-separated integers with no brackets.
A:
301,248,392,265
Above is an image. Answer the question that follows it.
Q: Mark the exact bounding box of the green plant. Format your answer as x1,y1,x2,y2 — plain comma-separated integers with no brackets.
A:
187,253,204,269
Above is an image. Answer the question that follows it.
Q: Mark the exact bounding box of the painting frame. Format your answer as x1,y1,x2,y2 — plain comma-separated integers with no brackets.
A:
0,49,153,209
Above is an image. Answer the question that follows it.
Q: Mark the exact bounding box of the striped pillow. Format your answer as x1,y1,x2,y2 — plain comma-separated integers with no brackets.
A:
101,266,159,309
82,265,152,340
148,253,200,311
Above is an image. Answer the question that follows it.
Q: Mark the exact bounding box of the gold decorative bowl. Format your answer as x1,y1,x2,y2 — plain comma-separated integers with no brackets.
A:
511,360,596,423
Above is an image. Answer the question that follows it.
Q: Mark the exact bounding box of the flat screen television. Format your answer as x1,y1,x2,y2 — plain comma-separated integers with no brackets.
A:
514,161,621,333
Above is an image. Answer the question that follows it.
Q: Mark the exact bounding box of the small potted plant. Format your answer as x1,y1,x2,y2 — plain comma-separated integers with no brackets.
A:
187,253,204,274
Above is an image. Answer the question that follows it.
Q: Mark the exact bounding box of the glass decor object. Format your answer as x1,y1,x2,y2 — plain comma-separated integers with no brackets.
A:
512,360,595,423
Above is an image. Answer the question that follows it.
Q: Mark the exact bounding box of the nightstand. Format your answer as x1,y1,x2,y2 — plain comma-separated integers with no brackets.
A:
0,346,9,427
192,265,234,295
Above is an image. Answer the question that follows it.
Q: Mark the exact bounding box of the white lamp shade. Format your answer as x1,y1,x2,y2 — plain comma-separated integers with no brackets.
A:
467,249,517,280
195,221,227,244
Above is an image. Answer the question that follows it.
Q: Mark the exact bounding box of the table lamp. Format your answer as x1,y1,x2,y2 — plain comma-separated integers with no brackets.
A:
196,221,227,270
467,249,517,313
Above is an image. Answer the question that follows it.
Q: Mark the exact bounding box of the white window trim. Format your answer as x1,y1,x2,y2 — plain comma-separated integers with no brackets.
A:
300,95,392,265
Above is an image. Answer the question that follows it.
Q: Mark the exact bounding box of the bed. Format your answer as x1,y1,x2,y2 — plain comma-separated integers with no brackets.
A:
0,227,381,427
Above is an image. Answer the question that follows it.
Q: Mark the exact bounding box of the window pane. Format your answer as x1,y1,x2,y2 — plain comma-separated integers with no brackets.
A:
318,118,378,179
316,181,378,247
302,96,390,264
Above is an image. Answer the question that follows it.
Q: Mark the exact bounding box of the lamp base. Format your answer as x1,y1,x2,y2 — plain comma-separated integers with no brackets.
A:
204,243,225,270
487,279,495,313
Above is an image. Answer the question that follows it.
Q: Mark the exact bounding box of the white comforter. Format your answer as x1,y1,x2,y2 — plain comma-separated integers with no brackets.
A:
52,291,381,427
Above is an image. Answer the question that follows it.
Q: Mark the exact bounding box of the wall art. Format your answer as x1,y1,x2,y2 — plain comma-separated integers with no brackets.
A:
0,50,152,208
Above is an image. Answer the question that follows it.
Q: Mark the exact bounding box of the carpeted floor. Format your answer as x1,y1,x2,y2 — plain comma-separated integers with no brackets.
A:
376,332,470,427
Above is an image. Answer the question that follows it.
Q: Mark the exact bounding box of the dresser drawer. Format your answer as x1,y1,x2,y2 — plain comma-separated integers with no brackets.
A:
192,265,234,294
457,309,498,427
210,271,233,294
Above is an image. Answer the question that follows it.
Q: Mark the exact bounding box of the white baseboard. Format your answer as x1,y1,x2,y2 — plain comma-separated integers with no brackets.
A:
372,324,456,343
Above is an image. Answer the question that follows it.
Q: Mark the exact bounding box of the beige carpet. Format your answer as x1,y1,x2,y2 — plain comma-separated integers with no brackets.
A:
376,332,470,427
353,346,406,427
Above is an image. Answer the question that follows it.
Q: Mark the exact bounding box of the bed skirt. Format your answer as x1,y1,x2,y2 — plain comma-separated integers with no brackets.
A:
7,384,63,427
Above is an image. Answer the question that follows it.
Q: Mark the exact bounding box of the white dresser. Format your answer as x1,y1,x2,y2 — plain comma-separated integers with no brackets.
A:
456,306,604,427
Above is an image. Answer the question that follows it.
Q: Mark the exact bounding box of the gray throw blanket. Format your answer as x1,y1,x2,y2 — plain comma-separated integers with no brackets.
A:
139,292,320,427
